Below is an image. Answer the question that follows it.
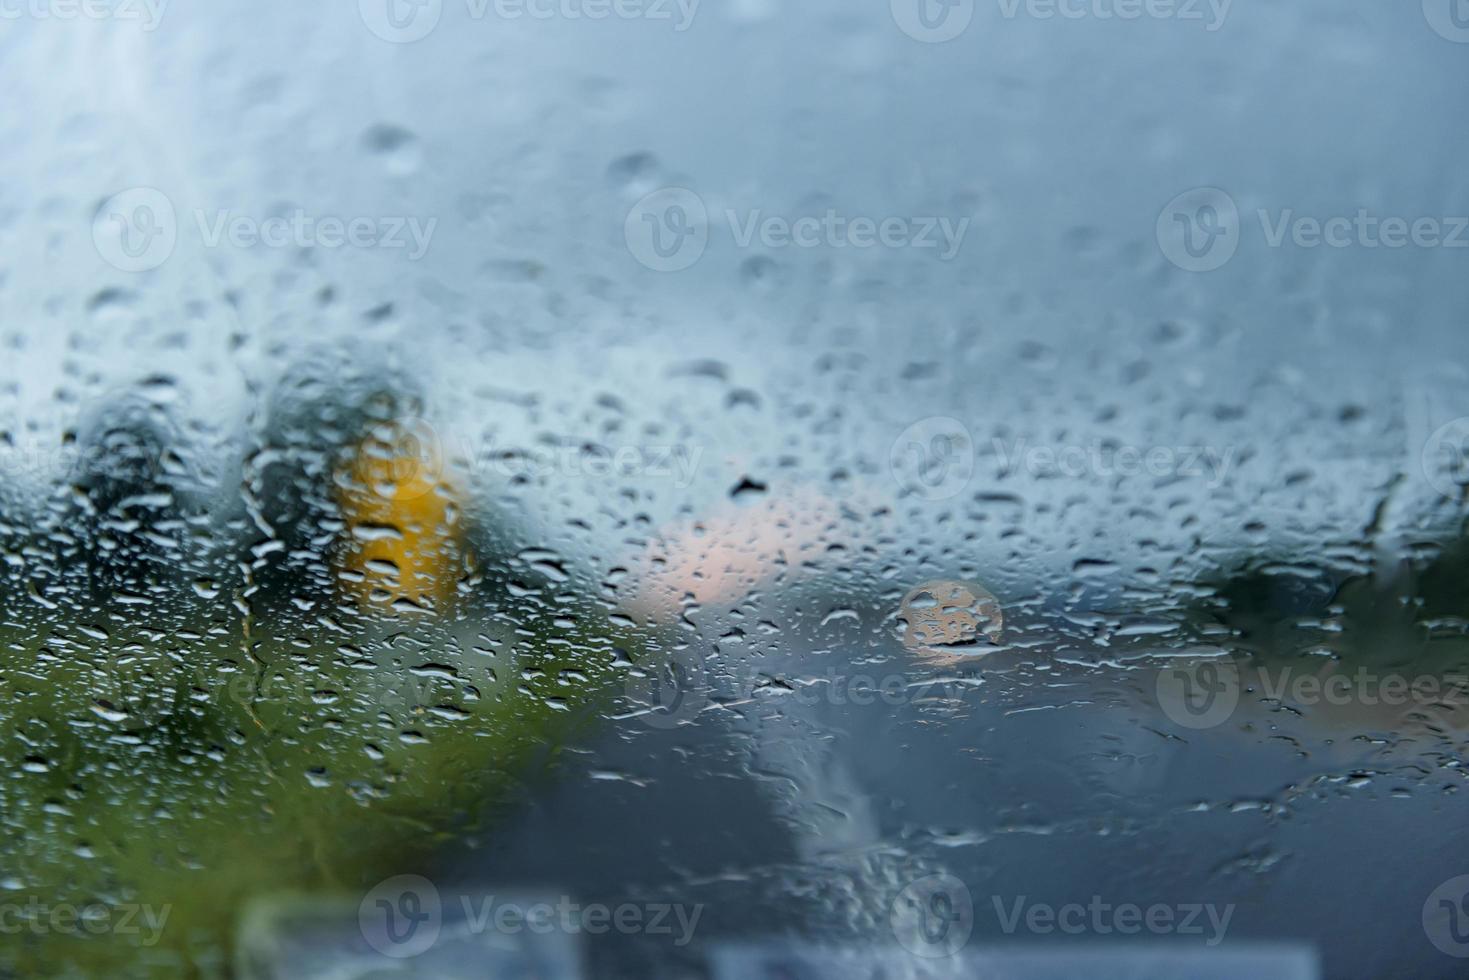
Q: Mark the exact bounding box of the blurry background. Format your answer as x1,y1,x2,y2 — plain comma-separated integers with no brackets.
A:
1,0,1468,977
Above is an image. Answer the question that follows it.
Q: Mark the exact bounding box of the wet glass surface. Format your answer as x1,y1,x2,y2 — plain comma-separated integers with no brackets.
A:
1,1,1468,977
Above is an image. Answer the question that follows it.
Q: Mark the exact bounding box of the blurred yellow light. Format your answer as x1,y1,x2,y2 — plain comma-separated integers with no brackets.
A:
335,418,461,611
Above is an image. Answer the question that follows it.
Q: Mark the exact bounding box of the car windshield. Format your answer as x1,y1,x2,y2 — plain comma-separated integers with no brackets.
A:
2,2,1468,978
